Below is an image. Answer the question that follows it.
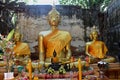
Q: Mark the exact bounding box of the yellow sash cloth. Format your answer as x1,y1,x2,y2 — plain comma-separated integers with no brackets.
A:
88,41,108,58
44,29,71,58
13,42,30,56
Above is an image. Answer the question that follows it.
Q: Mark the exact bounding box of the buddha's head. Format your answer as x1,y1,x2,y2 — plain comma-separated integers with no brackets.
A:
13,27,22,42
90,26,98,41
48,5,60,27
91,31,98,40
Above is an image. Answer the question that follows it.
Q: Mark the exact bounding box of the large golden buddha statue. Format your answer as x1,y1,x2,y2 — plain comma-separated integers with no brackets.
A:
86,26,115,63
13,27,31,58
38,5,72,65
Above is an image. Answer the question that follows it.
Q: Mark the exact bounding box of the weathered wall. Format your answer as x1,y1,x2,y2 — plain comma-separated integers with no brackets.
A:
17,5,86,52
103,0,120,57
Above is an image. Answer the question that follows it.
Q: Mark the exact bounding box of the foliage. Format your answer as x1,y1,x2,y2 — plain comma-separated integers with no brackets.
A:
0,29,14,53
0,0,25,34
59,0,112,12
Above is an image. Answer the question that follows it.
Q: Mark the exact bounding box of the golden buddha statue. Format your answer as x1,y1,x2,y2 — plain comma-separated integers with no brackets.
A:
13,27,31,63
86,26,108,59
38,5,72,65
86,26,115,63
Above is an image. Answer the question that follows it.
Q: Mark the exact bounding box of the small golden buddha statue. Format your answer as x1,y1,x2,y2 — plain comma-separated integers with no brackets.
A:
13,27,31,64
38,5,72,66
86,26,108,59
86,26,115,63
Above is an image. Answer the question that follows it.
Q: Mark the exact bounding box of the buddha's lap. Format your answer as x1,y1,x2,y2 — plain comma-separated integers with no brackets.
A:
90,56,116,63
31,60,86,69
102,56,116,63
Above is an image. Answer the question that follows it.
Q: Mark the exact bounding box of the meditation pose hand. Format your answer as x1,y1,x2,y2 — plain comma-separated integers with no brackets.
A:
38,5,72,66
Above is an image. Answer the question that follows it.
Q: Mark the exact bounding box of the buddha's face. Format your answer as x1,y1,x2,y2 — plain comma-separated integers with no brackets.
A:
91,31,98,40
13,33,21,42
48,14,60,27
48,9,60,27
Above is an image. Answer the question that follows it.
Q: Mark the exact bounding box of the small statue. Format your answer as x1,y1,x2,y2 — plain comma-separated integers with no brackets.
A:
13,26,30,56
85,26,108,63
85,26,116,63
86,26,108,59
13,26,31,64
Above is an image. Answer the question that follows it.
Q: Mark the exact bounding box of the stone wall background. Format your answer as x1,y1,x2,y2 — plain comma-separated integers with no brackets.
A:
103,0,120,57
16,5,97,52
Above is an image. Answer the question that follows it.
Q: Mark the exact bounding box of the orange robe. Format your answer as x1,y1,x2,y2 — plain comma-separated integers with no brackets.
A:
88,41,108,58
13,42,30,56
43,29,71,58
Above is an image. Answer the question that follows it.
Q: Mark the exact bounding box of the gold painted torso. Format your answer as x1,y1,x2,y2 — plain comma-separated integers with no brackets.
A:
13,42,30,56
88,41,108,58
41,30,71,61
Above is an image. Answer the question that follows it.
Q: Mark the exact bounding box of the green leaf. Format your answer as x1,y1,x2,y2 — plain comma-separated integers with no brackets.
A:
6,29,15,41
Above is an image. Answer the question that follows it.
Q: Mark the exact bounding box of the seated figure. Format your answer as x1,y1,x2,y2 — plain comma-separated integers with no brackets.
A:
38,5,72,66
86,26,115,63
13,27,31,63
86,26,108,59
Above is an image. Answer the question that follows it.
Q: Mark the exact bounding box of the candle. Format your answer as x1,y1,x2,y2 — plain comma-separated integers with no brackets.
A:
33,76,39,80
78,58,82,80
27,59,32,80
